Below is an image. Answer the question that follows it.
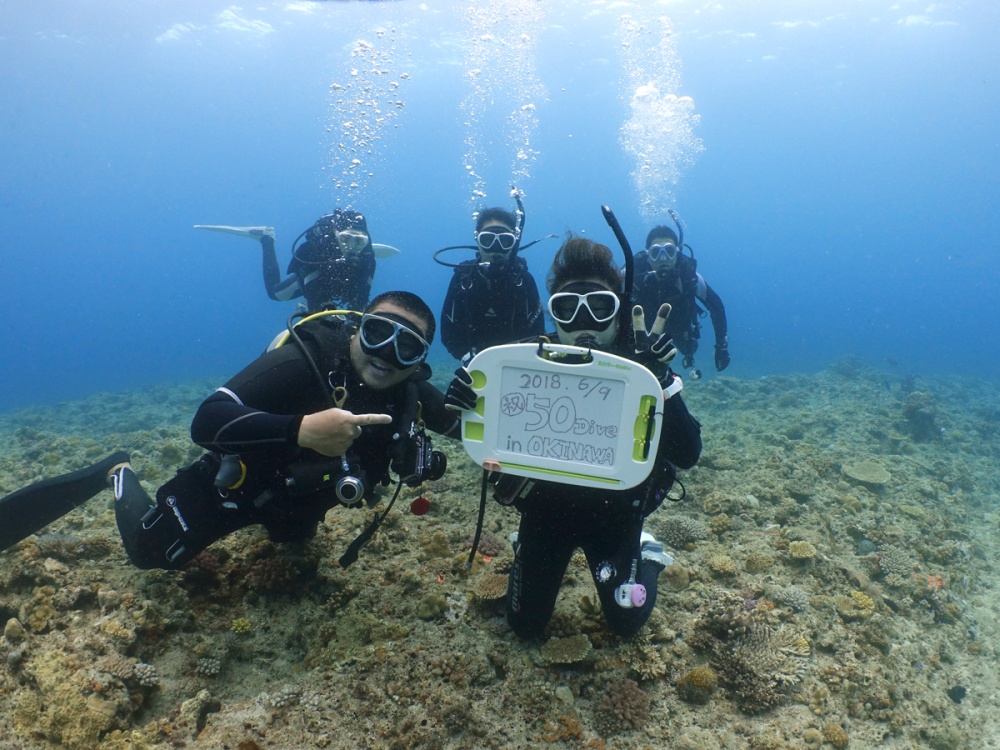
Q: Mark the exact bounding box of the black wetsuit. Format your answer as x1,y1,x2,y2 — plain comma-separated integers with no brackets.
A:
440,258,544,360
262,234,376,312
505,356,701,640
631,252,727,361
115,318,457,570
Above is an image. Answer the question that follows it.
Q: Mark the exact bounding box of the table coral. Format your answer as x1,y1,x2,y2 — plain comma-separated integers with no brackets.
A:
842,459,891,486
539,634,592,666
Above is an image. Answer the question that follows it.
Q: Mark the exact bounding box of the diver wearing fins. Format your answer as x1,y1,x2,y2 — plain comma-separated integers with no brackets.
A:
445,226,702,639
437,190,548,362
1,292,456,570
631,211,730,374
197,209,382,312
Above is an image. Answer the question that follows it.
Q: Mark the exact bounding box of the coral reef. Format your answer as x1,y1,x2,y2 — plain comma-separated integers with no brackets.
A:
718,625,810,713
539,634,592,665
822,721,850,748
1,366,998,748
707,553,738,577
787,540,818,561
834,590,876,621
843,459,892,486
690,594,810,714
593,677,650,735
471,573,508,602
902,391,940,441
676,666,719,704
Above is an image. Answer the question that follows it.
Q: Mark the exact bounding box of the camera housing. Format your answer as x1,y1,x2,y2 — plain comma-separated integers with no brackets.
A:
393,430,446,487
284,455,369,507
488,472,535,506
390,429,448,487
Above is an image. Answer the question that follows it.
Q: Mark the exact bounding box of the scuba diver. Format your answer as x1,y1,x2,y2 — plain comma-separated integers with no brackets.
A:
436,190,550,361
1,292,456,570
631,211,730,374
445,221,702,640
196,209,396,312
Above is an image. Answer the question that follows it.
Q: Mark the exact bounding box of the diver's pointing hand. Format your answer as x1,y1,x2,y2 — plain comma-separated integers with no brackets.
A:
297,409,392,457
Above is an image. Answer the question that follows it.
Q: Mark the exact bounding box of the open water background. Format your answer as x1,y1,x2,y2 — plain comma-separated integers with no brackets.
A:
1,0,997,412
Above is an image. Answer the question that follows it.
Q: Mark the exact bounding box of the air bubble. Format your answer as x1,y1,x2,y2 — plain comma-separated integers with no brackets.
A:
618,14,703,220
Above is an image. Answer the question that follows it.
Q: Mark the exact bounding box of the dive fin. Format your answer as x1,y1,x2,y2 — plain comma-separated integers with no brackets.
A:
0,451,131,551
372,243,400,259
194,224,275,239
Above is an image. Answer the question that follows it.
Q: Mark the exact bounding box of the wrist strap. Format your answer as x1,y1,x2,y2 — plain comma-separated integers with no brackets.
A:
662,374,683,400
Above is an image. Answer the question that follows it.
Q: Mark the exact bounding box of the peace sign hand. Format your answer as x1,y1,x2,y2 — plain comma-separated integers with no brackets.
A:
632,303,678,380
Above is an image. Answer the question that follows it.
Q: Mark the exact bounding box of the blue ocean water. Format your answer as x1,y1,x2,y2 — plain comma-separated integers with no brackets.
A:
1,0,997,413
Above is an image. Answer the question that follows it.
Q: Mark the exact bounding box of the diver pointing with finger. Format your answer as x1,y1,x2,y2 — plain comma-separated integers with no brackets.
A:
1,292,457,571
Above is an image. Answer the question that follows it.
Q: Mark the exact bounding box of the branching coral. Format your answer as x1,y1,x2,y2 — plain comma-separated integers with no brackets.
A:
717,625,810,713
689,593,810,714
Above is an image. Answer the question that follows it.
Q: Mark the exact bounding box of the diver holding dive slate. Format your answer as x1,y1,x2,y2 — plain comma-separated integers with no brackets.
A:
445,206,702,640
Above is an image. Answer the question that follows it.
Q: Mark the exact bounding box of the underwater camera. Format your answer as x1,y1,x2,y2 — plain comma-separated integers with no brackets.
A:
392,427,446,488
488,472,535,506
284,455,369,506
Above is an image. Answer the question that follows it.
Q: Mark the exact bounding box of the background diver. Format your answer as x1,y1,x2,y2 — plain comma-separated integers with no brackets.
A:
196,209,399,312
631,211,730,375
436,190,551,362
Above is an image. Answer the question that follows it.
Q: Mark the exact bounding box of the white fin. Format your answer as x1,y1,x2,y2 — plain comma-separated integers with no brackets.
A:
372,243,400,259
194,224,274,239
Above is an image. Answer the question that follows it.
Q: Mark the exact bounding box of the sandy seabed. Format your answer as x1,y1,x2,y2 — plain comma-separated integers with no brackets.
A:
1,357,998,750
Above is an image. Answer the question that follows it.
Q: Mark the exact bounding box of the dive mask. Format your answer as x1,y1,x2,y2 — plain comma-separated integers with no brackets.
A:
477,229,517,253
359,313,430,368
548,288,620,330
337,229,369,256
647,241,680,262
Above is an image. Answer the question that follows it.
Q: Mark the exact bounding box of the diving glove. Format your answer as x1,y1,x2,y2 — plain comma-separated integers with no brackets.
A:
715,336,729,372
715,339,731,372
631,303,677,380
444,367,477,412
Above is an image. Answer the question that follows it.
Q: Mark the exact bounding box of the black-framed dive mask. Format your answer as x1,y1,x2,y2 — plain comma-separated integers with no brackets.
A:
358,313,430,369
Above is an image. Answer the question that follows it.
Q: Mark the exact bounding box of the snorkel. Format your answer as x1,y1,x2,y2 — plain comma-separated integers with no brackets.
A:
667,208,684,252
512,185,526,250
600,205,635,352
